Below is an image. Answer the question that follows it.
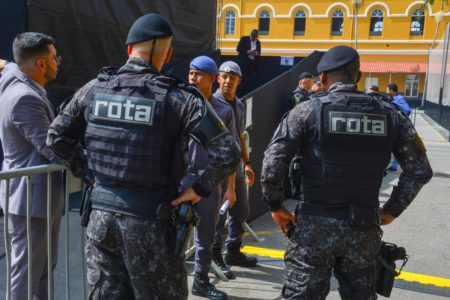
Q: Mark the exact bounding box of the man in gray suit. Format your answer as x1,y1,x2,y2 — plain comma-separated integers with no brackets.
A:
0,32,63,299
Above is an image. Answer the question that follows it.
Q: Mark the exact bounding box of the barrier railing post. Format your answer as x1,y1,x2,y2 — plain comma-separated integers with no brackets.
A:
26,176,33,300
3,179,11,300
1,164,68,299
47,173,53,300
65,172,70,300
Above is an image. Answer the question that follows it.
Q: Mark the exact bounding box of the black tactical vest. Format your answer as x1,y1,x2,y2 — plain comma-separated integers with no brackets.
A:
301,93,395,209
84,69,180,204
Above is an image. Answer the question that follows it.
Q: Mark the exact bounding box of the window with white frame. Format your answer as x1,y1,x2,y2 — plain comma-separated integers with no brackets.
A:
405,74,420,97
370,9,384,36
294,10,306,36
331,10,344,36
259,10,270,35
410,8,425,36
225,10,235,35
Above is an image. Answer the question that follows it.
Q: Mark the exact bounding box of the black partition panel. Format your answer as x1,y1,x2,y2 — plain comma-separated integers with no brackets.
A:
243,51,325,220
0,0,217,106
424,100,450,132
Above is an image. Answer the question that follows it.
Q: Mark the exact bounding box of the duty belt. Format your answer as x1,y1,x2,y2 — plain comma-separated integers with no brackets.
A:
90,186,174,219
295,201,349,220
295,201,380,227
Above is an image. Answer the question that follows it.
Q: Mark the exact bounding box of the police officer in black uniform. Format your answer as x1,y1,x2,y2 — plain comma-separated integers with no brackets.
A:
261,45,433,299
287,71,314,111
47,14,240,300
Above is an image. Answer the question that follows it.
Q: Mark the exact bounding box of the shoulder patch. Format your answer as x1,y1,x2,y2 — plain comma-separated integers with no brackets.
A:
294,93,301,104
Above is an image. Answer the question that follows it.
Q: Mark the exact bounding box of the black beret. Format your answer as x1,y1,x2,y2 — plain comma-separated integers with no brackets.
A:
126,13,173,45
298,72,313,80
317,45,360,73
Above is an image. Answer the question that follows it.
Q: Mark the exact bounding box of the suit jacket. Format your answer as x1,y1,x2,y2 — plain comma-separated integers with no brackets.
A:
0,63,63,218
236,36,261,61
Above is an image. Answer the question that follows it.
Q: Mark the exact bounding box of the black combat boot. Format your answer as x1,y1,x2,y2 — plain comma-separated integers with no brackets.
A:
224,244,258,267
192,272,228,300
212,250,235,279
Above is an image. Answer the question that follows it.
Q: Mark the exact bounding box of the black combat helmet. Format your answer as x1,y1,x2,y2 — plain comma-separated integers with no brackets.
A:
126,13,173,45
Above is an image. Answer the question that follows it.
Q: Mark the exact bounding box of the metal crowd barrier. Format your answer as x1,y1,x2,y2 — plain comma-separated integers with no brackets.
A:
0,164,70,300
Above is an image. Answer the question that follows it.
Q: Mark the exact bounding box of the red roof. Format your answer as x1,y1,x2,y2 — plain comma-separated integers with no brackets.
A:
360,61,427,73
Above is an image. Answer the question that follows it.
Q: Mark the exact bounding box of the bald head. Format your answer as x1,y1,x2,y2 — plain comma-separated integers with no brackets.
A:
128,37,173,71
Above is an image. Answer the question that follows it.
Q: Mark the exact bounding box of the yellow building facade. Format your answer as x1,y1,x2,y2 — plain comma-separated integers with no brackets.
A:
217,0,450,99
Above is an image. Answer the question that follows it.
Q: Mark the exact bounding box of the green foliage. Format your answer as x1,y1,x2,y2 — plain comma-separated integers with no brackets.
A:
421,0,449,18
422,0,449,7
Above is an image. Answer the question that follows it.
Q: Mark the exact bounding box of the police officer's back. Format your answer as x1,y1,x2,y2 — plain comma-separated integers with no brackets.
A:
47,14,240,300
261,45,432,299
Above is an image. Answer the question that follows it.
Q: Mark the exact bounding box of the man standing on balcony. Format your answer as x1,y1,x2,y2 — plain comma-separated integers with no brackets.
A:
236,29,261,94
0,32,63,299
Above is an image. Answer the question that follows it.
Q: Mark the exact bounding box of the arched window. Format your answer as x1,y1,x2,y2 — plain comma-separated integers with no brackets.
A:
370,9,384,36
224,10,236,35
331,9,344,36
294,10,307,36
259,10,270,35
410,8,425,36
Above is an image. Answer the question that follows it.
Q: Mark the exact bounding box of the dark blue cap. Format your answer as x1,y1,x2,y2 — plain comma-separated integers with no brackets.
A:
317,45,360,73
219,61,242,77
126,13,173,45
298,72,313,80
190,56,218,75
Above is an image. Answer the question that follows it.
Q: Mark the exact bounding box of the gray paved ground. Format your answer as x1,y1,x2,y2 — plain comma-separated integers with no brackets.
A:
1,111,449,299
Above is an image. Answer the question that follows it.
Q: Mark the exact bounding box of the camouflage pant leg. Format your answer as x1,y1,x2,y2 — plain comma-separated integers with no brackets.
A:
86,209,133,300
334,223,381,300
283,215,343,300
86,209,188,300
282,215,380,300
120,212,188,300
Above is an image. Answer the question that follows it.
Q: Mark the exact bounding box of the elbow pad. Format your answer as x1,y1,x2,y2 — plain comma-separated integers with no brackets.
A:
190,100,228,147
394,134,426,164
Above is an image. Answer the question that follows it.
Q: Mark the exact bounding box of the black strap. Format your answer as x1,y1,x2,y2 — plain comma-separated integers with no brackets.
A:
296,201,348,220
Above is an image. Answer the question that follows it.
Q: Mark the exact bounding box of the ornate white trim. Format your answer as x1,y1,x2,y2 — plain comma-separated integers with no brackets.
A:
288,3,313,17
219,47,429,55
363,2,391,17
325,2,352,17
219,38,442,44
221,4,241,17
217,2,450,18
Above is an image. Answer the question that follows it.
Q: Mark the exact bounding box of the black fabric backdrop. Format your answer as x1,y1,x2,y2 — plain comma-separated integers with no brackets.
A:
0,0,217,105
0,0,27,61
242,51,325,220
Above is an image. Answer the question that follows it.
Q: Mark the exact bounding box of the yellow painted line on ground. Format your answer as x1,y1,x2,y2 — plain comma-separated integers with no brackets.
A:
241,246,450,288
418,114,447,142
398,271,450,288
241,246,284,259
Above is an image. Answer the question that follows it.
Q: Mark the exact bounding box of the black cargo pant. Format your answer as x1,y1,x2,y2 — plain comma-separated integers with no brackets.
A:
85,209,188,300
283,215,381,300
